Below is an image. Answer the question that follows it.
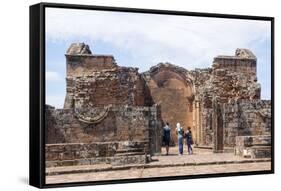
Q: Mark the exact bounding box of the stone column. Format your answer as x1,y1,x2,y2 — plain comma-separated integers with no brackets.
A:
197,101,203,145
193,100,197,144
148,104,162,156
212,97,224,153
193,100,201,145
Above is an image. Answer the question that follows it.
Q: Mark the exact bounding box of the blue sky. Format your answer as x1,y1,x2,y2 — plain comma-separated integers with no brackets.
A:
46,8,271,108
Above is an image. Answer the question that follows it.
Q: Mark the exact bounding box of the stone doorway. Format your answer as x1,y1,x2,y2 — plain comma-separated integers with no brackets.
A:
143,64,195,145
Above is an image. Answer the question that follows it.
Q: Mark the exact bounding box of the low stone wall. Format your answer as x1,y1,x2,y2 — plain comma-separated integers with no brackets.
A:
46,141,150,167
235,135,271,158
46,106,154,142
224,100,271,147
46,142,118,161
46,105,162,156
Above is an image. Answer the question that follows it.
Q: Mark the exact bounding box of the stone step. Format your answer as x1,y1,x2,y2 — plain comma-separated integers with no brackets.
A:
115,148,144,154
194,145,212,149
46,157,271,176
111,154,148,166
251,145,271,149
115,152,145,156
250,146,271,159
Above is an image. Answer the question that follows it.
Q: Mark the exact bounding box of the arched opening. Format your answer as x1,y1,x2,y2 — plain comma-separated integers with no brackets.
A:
147,70,194,145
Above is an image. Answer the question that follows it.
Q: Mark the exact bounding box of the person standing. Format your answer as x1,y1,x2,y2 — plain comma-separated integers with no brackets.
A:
185,127,193,154
163,122,171,155
176,122,184,155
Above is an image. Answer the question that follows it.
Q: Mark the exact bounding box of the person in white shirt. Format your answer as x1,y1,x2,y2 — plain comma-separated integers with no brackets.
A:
175,122,184,155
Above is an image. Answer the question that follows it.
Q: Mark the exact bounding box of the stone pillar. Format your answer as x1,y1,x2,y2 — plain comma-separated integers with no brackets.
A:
193,100,201,145
148,104,162,156
193,101,197,144
212,97,224,153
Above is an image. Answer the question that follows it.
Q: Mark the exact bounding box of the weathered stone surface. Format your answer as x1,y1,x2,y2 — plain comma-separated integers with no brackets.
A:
193,49,263,147
212,97,223,153
46,44,272,166
47,42,162,166
235,135,271,158
46,106,158,144
64,56,152,109
66,43,92,55
224,100,271,146
213,48,257,75
235,48,257,59
46,142,119,161
46,141,150,167
46,43,162,165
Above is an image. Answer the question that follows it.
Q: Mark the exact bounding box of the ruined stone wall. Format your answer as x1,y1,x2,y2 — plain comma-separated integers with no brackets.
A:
46,141,149,167
46,43,162,166
45,105,161,164
213,56,256,76
193,49,262,147
235,135,271,158
46,142,119,161
191,68,212,146
199,108,213,146
211,63,260,102
66,55,116,77
46,44,271,160
140,49,263,147
64,64,151,109
46,105,158,144
64,43,152,109
213,49,257,76
223,100,271,146
195,49,260,103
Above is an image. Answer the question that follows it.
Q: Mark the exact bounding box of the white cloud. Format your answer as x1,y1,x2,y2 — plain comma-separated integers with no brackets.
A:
45,8,271,101
46,71,61,81
46,8,271,71
46,95,65,108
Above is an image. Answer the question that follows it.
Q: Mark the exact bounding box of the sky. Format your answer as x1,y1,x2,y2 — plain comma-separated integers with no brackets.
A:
46,7,272,108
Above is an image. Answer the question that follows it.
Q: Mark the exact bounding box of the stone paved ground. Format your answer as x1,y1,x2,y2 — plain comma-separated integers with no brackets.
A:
46,147,271,184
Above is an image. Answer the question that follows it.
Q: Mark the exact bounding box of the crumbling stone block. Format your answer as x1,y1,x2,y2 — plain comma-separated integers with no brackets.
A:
235,135,271,158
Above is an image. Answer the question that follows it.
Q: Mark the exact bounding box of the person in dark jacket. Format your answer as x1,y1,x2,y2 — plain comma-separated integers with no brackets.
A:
163,122,171,155
185,127,193,154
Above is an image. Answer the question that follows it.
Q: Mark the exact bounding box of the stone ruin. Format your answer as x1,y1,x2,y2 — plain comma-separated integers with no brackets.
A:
46,43,271,167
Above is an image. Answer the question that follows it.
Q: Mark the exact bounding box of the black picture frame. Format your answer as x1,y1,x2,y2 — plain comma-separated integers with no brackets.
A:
30,2,275,188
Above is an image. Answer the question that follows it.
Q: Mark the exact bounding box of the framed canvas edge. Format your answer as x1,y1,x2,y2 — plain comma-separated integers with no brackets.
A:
29,3,45,188
29,2,275,189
